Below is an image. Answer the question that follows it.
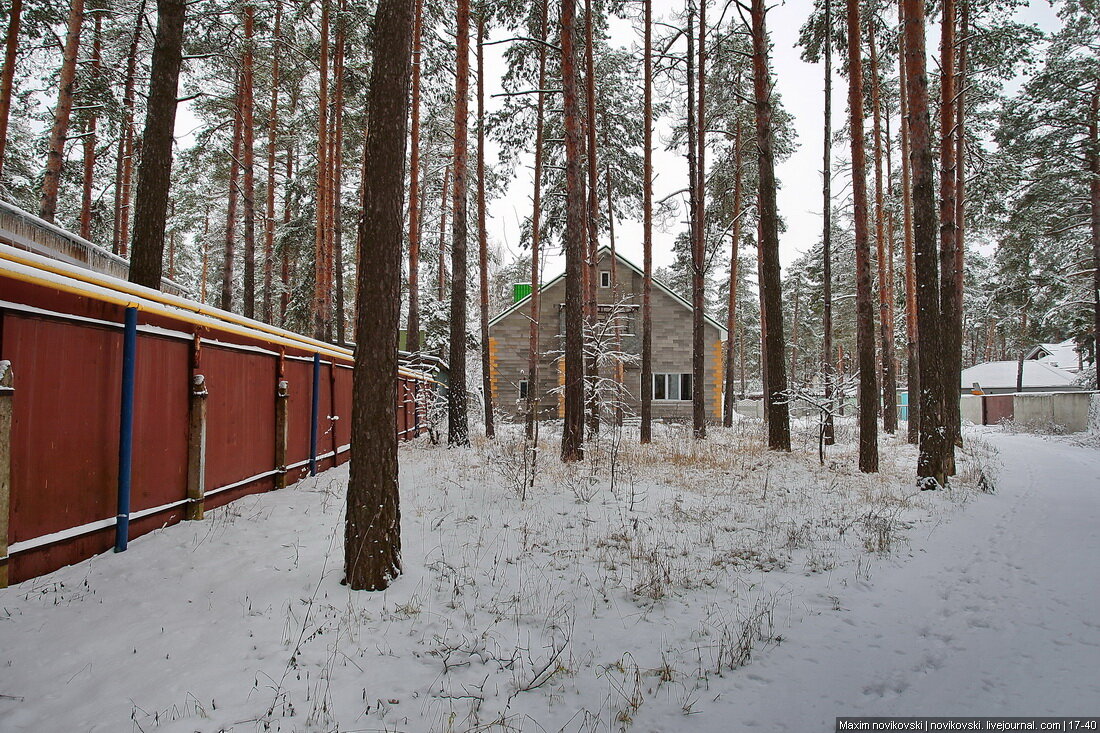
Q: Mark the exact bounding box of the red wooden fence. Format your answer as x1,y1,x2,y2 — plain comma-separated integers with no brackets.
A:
0,245,434,586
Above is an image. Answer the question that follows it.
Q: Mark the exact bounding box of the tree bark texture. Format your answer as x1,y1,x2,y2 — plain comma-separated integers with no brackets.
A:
448,0,471,446
263,0,282,324
39,0,85,223
847,0,879,472
0,0,22,180
525,0,549,441
405,0,424,355
477,15,494,439
751,0,790,451
113,0,145,257
79,11,102,241
822,0,835,445
128,0,186,290
903,0,948,487
221,77,243,311
640,0,653,444
691,0,707,438
313,0,331,340
899,0,919,444
1090,87,1099,364
346,0,413,592
869,23,897,435
939,0,960,473
560,0,586,461
723,116,743,428
241,4,257,317
583,0,599,436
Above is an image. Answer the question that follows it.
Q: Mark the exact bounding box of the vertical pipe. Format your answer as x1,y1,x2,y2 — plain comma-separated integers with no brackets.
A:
309,352,320,475
275,351,289,489
0,360,13,587
115,306,137,552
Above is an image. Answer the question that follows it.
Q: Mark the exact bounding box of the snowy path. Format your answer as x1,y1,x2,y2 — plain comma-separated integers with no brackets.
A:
721,431,1100,730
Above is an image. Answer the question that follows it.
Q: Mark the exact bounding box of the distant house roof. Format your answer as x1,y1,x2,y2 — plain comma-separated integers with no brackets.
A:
961,360,1078,391
488,245,728,340
1024,338,1082,373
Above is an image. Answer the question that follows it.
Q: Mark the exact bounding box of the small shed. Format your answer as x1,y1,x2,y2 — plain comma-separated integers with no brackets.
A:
960,360,1081,395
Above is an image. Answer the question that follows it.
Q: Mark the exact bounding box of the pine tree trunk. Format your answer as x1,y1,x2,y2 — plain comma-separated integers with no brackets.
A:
789,278,800,384
241,4,257,317
477,14,494,438
405,0,424,355
903,0,947,487
1090,87,1099,363
847,0,879,472
280,134,294,324
128,0,185,290
899,0,919,444
437,164,450,302
200,209,209,303
751,0,789,451
221,77,243,311
263,0,282,324
723,114,743,428
822,0,835,445
584,0,600,436
79,11,102,240
448,0,471,446
332,3,347,344
640,0,654,444
525,0,549,441
561,0,586,461
939,0,960,474
0,0,22,180
869,22,897,435
312,0,331,339
40,0,86,223
952,0,969,431
345,0,413,592
113,0,145,257
692,0,707,439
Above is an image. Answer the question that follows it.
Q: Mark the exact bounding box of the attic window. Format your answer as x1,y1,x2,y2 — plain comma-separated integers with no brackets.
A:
600,271,611,288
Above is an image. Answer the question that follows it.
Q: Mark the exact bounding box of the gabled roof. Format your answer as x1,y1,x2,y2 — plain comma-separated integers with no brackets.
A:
961,360,1078,390
488,246,728,340
1024,338,1081,373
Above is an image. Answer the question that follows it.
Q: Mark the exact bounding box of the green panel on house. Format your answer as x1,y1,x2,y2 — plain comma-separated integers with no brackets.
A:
513,283,532,303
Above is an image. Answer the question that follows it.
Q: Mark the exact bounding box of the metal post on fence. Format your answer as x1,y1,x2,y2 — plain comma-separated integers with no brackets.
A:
115,306,138,552
0,360,13,587
310,352,320,476
186,381,208,521
275,363,289,489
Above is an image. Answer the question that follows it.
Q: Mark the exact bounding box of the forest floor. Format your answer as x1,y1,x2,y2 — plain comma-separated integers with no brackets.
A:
1,418,1097,732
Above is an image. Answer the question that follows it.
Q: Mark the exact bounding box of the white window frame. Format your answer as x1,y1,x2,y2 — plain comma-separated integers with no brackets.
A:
599,270,611,288
518,379,529,400
653,373,692,401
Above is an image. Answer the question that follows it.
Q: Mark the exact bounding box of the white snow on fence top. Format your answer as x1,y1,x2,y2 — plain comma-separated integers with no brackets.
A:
962,360,1077,390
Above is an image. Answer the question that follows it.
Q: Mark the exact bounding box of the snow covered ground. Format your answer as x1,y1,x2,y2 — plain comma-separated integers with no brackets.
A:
0,420,1097,732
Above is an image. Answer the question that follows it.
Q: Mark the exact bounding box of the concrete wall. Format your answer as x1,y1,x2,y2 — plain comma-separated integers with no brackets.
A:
960,394,983,425
1013,392,1093,433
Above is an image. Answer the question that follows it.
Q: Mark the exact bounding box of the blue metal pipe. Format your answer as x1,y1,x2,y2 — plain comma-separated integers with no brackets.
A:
309,352,320,476
115,306,137,553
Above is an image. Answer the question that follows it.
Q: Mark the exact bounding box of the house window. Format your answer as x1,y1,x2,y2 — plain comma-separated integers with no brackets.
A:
518,380,529,400
600,270,611,288
653,373,692,401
